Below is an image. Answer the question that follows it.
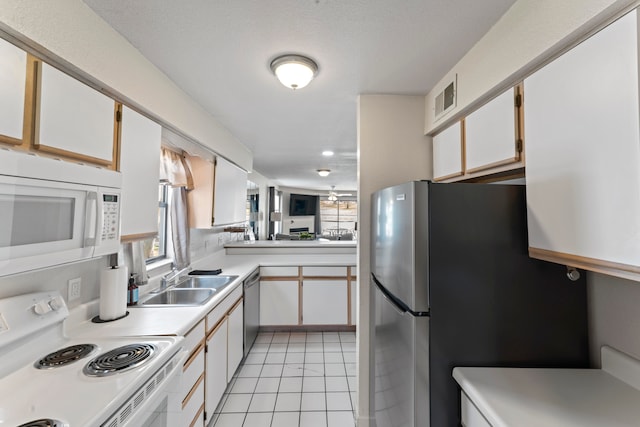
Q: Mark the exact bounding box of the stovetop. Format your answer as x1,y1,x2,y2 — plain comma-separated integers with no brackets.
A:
0,291,183,427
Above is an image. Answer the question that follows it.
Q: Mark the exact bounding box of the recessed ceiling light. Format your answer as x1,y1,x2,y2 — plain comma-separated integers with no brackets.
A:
270,54,318,90
322,150,334,157
317,169,331,177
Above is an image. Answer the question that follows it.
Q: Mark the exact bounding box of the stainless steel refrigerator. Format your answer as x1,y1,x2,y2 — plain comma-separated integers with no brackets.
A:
371,181,589,427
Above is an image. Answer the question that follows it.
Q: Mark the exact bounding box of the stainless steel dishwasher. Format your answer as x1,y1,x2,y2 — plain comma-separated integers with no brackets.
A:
243,268,260,357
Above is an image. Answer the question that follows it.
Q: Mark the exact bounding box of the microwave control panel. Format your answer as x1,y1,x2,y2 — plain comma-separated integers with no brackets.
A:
101,194,120,241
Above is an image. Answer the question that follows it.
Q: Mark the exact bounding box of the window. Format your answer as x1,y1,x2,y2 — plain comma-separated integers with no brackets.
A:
143,184,168,262
319,198,357,238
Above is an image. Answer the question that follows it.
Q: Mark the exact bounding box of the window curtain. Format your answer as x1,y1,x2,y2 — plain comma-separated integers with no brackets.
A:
170,187,190,269
159,148,193,190
159,147,193,269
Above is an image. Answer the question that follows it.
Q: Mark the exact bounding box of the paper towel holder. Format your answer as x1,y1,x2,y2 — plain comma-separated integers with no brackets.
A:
91,311,129,323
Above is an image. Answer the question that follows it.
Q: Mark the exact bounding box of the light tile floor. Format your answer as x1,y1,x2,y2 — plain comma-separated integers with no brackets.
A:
212,331,357,427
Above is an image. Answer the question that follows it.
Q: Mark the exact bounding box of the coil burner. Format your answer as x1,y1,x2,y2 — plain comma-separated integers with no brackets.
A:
34,344,97,369
83,344,156,377
17,419,66,427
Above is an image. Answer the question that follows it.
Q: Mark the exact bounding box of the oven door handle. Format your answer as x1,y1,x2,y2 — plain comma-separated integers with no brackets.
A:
116,349,189,427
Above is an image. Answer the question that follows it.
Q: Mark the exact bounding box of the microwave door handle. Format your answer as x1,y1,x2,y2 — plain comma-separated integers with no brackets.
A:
84,191,98,247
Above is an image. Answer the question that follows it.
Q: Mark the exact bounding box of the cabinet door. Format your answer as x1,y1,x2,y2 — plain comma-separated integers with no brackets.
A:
260,280,299,325
227,299,244,380
0,38,27,145
302,280,348,325
214,156,247,225
119,106,161,239
205,318,227,422
465,87,521,173
37,62,116,166
433,121,463,181
186,154,215,228
524,9,640,276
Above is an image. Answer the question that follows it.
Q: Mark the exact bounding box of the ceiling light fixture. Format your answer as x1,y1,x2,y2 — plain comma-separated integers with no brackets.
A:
270,54,318,90
322,150,334,157
317,169,331,177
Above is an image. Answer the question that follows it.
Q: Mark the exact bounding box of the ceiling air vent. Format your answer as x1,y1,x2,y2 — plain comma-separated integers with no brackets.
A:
434,75,457,120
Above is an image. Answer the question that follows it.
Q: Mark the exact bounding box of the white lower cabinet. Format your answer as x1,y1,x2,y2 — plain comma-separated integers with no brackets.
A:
203,285,243,424
260,280,299,325
205,317,228,422
179,321,205,427
227,299,244,380
302,280,348,325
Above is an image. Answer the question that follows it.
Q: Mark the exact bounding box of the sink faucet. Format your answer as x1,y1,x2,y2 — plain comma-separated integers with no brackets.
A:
160,266,191,290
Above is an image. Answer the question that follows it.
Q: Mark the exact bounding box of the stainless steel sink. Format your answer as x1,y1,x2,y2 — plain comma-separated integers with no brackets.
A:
175,275,238,291
140,288,215,306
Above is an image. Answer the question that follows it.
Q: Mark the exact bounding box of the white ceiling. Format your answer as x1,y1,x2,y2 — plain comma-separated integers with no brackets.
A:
84,0,516,192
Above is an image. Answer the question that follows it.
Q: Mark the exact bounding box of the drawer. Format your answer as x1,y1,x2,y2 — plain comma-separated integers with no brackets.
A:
260,266,299,277
183,320,205,354
181,374,204,426
302,266,348,277
461,392,492,427
206,285,242,332
181,344,205,399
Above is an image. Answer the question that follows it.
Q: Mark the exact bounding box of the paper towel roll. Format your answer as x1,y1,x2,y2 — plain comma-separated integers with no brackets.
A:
99,266,128,321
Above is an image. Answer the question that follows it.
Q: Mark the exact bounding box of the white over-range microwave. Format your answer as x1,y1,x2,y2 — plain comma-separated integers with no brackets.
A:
0,149,122,277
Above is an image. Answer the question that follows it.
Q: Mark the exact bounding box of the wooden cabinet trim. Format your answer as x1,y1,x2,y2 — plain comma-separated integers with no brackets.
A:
112,102,122,171
120,231,158,243
207,316,227,339
182,372,205,409
261,276,299,281
529,247,640,281
229,296,243,313
189,403,205,427
465,156,521,174
183,341,205,372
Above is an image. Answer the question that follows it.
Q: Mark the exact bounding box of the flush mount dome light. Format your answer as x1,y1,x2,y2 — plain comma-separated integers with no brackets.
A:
317,169,331,177
270,54,318,90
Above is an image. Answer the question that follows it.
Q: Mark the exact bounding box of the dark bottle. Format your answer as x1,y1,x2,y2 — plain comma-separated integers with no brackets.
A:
127,274,139,306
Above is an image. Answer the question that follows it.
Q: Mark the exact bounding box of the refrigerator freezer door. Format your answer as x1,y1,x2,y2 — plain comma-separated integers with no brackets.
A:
371,181,429,312
374,280,429,427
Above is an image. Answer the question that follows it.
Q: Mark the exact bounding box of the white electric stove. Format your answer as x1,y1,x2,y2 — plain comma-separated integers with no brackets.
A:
0,291,185,427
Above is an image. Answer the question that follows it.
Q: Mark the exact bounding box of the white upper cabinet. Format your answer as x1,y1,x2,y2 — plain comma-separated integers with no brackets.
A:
0,38,27,145
524,9,640,280
465,87,521,173
37,62,116,166
213,156,247,225
432,120,463,181
119,106,162,240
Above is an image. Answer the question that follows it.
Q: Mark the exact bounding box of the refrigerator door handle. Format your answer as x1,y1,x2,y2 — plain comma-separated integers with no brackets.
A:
371,273,430,317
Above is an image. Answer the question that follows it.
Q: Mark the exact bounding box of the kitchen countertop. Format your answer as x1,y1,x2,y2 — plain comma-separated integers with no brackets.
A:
453,346,640,427
68,251,357,338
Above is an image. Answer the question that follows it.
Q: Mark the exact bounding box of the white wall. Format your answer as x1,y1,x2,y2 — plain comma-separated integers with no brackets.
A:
425,0,636,134
357,95,431,426
0,0,252,170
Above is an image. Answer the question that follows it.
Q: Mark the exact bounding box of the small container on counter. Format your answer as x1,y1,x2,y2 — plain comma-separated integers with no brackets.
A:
127,274,139,306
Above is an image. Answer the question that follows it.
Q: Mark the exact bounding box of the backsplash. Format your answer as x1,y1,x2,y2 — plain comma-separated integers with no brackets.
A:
0,227,244,307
